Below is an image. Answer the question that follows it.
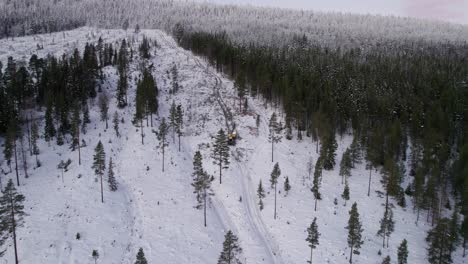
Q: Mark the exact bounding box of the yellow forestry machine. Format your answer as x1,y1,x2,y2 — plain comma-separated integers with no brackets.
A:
228,131,237,146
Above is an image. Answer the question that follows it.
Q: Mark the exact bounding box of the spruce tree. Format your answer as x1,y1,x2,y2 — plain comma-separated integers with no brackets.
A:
257,180,265,210
426,217,455,264
0,179,26,263
321,134,337,170
342,182,350,205
284,177,291,195
377,207,395,248
268,112,282,162
44,101,55,142
113,111,120,137
346,202,364,264
381,256,391,264
312,158,322,211
339,148,352,184
3,123,14,172
169,101,177,143
92,141,106,203
270,162,281,219
99,94,109,129
135,248,148,264
306,217,320,264
211,129,230,184
108,157,118,191
218,230,242,264
70,104,81,165
31,121,39,166
156,118,169,172
397,239,408,264
82,103,91,133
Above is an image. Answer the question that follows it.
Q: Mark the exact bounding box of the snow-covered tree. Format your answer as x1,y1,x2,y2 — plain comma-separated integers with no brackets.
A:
108,157,118,191
397,239,408,264
306,217,320,264
270,162,281,219
268,112,282,162
0,179,26,262
346,202,364,264
92,141,106,203
135,248,148,264
257,180,265,210
218,230,242,264
211,129,230,184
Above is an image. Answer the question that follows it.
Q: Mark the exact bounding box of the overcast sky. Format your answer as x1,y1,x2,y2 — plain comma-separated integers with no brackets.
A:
196,0,468,25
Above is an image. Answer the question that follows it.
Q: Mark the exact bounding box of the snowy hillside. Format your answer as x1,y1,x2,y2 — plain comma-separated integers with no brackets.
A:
0,28,465,264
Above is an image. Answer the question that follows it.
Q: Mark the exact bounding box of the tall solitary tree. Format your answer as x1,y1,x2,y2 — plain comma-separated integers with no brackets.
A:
218,230,243,264
191,156,213,227
0,179,26,263
270,162,281,219
306,217,320,264
175,104,184,151
346,202,364,264
268,112,282,162
156,118,169,172
92,141,106,203
211,129,230,184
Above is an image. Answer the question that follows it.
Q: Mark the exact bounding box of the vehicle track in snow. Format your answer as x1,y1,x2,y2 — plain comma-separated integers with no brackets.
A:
155,30,284,264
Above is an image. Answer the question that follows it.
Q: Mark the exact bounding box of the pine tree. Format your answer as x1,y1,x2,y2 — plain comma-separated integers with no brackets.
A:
70,104,81,165
346,202,364,264
218,230,243,264
191,153,213,227
268,112,282,162
156,118,169,172
270,162,281,219
426,217,456,264
135,248,148,264
381,256,391,264
306,217,320,264
113,111,120,137
312,158,322,211
108,157,118,191
0,179,26,263
349,137,362,167
92,141,106,203
257,180,265,210
211,129,230,184
397,239,408,264
284,177,291,195
377,207,395,248
99,94,109,129
92,249,99,264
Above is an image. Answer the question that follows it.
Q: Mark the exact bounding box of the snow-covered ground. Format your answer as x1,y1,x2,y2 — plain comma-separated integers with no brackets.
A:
0,28,464,264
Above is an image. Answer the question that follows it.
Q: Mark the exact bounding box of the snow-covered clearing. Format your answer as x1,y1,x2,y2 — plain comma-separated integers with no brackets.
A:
0,27,463,264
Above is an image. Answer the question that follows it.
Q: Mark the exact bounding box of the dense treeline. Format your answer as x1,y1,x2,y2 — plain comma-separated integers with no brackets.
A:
0,38,127,136
177,29,468,250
